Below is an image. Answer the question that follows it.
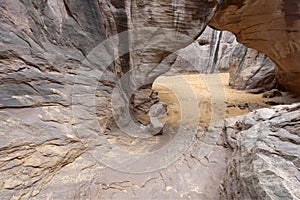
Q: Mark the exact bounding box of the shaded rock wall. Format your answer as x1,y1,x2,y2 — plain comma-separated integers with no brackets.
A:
210,0,300,94
2,0,298,131
124,0,220,88
0,1,129,197
126,0,300,96
0,1,299,199
126,0,219,80
165,26,238,75
229,44,277,93
0,0,129,130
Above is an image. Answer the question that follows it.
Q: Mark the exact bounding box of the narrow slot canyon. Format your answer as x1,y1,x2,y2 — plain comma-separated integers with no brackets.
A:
0,0,299,199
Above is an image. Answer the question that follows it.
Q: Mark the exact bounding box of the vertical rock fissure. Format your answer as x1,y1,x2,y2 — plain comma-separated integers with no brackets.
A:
233,47,248,83
210,30,223,73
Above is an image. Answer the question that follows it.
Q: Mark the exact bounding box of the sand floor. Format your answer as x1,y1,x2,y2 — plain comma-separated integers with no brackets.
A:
153,73,300,127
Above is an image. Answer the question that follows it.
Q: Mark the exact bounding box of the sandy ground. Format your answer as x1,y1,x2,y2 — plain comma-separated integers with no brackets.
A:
109,73,300,152
153,73,300,127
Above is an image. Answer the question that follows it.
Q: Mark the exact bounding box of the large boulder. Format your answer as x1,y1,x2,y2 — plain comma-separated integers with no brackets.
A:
222,104,300,199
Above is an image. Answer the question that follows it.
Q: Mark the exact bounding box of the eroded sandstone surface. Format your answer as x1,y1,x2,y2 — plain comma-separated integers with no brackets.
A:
1,82,299,199
0,0,299,199
210,0,300,94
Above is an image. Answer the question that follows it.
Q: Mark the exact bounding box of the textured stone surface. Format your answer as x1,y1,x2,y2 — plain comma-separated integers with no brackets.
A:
1,0,300,199
165,26,238,75
1,0,298,131
229,44,277,93
126,0,219,80
0,106,230,199
0,1,224,199
210,0,300,94
114,0,220,132
222,104,300,199
1,80,299,199
0,0,128,131
0,107,86,199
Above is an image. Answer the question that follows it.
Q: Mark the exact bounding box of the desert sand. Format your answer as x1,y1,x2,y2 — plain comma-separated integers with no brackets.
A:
153,73,300,127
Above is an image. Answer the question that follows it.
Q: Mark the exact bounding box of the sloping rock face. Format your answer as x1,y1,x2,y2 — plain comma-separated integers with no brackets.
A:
0,0,128,198
126,0,219,80
222,104,300,199
165,26,238,75
122,0,221,90
210,0,300,95
0,0,128,130
229,44,277,93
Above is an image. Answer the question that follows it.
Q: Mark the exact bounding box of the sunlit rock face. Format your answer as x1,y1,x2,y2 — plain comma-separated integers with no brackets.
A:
222,104,300,199
210,0,300,95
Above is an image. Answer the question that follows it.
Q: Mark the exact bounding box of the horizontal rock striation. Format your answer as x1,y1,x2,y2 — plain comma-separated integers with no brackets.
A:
0,0,299,199
0,0,129,131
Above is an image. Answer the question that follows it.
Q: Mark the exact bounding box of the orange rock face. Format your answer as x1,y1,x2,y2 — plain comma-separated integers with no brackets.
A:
210,0,300,95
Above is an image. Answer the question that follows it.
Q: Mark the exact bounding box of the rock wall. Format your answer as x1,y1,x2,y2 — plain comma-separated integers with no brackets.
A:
126,0,219,79
210,0,300,95
0,0,129,131
229,44,277,93
125,0,300,96
0,0,299,199
118,0,220,128
165,26,238,75
222,104,300,199
2,0,298,132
